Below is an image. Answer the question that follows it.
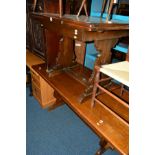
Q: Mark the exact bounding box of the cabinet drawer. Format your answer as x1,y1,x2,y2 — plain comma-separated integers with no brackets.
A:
31,76,40,88
31,70,40,87
32,83,42,102
62,28,82,40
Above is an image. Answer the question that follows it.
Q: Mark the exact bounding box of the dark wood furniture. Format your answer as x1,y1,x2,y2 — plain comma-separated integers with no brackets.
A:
26,0,45,58
27,3,129,154
32,63,129,155
117,0,129,16
26,0,92,58
30,13,128,102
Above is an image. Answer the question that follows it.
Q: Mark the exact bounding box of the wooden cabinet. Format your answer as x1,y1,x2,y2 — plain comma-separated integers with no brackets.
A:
31,69,56,109
26,0,45,57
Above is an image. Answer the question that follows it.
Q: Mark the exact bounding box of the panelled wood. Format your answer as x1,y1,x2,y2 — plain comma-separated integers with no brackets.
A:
31,19,45,58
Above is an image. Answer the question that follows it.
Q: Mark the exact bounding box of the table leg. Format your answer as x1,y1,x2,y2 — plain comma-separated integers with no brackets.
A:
79,39,118,103
95,139,110,155
46,35,76,73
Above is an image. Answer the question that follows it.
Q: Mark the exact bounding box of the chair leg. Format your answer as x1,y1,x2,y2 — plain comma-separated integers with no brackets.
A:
77,0,87,17
91,66,100,108
120,84,124,96
26,66,33,96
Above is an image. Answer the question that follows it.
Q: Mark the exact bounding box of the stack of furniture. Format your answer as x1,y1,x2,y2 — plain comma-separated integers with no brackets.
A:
26,0,129,154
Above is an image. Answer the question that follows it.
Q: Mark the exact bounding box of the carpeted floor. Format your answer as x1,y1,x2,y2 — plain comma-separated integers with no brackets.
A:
26,87,119,155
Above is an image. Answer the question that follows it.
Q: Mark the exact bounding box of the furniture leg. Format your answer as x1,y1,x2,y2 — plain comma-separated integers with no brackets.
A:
84,2,88,16
101,0,107,17
80,39,118,103
95,139,109,155
33,0,37,12
91,66,100,107
59,0,63,17
29,75,33,96
45,34,75,73
26,66,33,96
77,0,87,17
106,0,114,22
56,36,76,71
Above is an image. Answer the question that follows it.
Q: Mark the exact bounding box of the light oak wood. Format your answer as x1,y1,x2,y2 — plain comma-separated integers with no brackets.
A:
32,63,129,155
59,0,63,17
77,0,88,17
26,49,45,70
27,49,58,109
31,69,56,109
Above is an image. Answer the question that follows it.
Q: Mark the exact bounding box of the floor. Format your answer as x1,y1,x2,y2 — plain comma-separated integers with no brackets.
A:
26,86,119,155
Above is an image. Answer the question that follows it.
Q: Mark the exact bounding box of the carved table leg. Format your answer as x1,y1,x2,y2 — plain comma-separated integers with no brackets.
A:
95,139,110,155
58,36,76,68
80,39,118,103
45,33,76,73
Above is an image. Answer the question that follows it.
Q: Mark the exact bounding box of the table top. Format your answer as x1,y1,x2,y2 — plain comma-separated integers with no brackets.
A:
32,63,129,155
31,13,129,31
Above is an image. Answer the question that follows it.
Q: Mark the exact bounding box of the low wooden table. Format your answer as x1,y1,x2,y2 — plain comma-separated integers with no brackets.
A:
32,63,129,155
30,13,129,102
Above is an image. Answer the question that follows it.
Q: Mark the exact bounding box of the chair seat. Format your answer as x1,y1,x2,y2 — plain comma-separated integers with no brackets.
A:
100,61,129,87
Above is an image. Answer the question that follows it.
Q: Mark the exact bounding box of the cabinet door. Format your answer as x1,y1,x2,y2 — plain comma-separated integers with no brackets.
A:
31,19,45,58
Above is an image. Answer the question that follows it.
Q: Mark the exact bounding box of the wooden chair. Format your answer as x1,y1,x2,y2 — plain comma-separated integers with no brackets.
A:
77,0,88,17
91,51,129,108
77,0,117,22
101,0,118,22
